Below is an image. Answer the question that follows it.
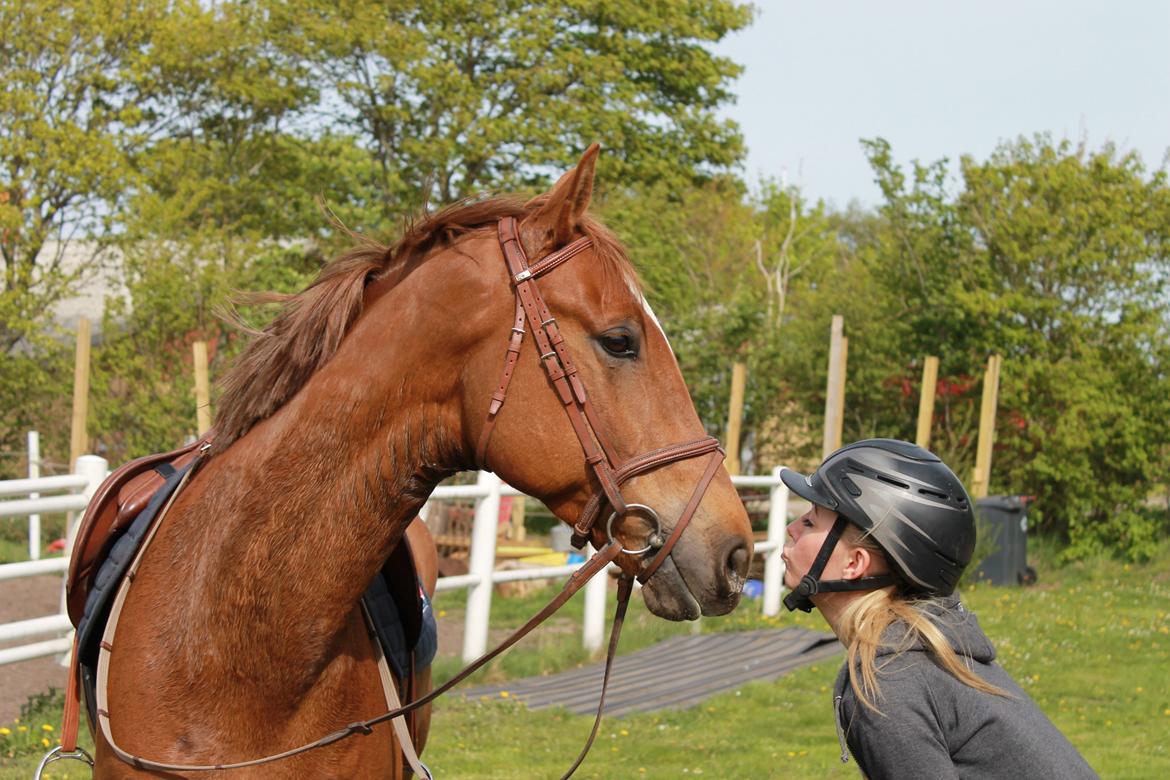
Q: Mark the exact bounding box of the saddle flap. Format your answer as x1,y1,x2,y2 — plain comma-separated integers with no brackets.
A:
66,437,209,626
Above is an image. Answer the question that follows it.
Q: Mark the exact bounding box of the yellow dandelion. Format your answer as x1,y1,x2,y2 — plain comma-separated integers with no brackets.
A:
41,738,50,748
619,729,629,736
499,691,510,698
17,726,27,733
0,727,9,736
42,724,54,732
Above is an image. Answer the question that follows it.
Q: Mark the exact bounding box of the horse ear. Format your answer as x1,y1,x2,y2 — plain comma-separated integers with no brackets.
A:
521,143,600,254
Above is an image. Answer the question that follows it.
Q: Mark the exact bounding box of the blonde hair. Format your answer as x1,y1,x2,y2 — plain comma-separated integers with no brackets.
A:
836,526,1010,714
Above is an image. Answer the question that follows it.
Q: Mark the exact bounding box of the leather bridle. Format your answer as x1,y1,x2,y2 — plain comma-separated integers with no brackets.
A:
63,217,731,779
478,216,726,583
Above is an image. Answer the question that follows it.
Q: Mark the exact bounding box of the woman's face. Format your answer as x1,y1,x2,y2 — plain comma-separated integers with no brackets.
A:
781,502,848,590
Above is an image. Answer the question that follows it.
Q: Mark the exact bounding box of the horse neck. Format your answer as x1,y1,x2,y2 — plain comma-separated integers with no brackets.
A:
166,270,474,684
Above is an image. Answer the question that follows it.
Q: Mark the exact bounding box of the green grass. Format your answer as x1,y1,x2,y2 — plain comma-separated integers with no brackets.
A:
4,538,1168,778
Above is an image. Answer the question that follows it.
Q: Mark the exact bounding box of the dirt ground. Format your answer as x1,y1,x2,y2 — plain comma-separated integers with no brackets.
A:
0,575,501,723
0,574,67,722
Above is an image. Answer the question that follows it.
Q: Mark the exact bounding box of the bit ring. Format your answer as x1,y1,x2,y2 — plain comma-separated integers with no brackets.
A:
606,504,665,555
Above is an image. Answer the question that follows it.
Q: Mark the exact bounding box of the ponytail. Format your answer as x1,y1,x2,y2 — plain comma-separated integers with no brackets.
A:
836,529,1010,714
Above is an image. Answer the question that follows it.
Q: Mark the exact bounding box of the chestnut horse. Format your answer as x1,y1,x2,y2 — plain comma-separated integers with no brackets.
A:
95,145,753,778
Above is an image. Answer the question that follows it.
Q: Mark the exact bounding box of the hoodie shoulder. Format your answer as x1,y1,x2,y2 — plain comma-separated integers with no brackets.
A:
873,597,997,664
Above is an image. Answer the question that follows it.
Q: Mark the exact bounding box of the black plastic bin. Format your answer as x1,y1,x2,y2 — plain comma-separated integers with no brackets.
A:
971,496,1037,586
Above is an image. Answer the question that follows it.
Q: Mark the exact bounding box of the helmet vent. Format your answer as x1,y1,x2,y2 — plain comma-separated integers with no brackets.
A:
840,476,863,497
918,488,948,500
876,474,910,489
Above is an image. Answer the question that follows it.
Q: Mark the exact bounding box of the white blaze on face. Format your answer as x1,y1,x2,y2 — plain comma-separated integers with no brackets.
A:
642,297,673,355
624,274,673,355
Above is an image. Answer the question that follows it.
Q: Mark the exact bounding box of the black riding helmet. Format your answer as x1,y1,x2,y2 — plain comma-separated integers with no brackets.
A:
779,439,976,612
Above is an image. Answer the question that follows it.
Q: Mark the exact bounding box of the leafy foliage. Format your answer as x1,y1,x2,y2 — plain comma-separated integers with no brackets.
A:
1,3,1166,560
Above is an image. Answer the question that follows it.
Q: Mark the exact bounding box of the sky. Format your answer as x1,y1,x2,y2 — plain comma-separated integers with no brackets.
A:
713,0,1170,208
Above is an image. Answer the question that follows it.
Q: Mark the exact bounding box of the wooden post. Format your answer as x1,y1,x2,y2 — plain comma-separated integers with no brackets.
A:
834,337,848,450
510,496,527,542
69,317,92,470
823,316,846,459
193,341,212,435
725,361,747,475
915,356,939,449
971,354,1002,498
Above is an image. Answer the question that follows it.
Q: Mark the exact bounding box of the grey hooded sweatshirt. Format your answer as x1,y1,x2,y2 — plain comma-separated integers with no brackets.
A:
832,597,1098,779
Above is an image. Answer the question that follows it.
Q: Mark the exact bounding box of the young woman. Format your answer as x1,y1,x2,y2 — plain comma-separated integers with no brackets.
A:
780,438,1097,779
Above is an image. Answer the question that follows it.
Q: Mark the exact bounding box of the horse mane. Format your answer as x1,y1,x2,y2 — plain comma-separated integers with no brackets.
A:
211,195,637,454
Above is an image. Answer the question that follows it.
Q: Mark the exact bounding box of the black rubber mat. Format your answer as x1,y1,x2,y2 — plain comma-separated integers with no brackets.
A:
461,627,842,716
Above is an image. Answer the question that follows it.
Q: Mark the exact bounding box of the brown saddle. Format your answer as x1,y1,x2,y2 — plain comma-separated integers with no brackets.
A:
65,435,212,627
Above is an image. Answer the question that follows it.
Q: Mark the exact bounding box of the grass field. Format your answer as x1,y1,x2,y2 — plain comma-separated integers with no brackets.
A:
3,536,1167,778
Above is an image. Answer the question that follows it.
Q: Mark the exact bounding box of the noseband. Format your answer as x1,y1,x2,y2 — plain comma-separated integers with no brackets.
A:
477,216,725,582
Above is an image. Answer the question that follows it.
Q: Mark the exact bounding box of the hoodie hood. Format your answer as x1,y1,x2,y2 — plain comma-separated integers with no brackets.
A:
871,595,996,664
832,595,995,765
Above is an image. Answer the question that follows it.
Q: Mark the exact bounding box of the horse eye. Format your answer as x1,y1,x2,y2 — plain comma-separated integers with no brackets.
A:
600,333,636,357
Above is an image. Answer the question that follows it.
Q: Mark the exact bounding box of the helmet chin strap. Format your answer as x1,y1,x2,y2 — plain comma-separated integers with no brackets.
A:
783,515,896,613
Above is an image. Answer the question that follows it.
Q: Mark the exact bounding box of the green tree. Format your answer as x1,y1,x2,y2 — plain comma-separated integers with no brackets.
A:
275,0,752,217
957,138,1170,559
601,178,848,473
0,0,163,470
852,137,1170,560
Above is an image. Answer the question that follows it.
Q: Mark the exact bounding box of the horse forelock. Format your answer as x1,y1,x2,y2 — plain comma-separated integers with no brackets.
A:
211,195,638,455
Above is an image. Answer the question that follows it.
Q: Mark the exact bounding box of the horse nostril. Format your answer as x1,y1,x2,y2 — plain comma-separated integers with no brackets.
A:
726,542,750,579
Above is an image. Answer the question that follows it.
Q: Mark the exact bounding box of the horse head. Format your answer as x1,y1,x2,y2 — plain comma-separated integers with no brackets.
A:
451,145,753,619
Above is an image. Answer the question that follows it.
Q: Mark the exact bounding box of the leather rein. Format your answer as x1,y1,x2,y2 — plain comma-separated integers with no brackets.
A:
57,216,726,778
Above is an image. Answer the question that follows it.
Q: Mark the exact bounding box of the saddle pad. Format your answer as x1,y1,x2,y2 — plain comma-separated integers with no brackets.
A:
363,569,438,682
74,461,437,727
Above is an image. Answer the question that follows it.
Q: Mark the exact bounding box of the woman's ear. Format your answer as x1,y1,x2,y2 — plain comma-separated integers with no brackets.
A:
841,547,875,581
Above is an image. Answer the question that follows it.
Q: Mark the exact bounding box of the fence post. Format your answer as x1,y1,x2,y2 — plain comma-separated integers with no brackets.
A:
582,543,607,653
823,315,846,458
28,431,41,560
462,471,501,662
193,341,212,435
971,354,1002,498
915,356,939,449
69,317,92,471
60,454,107,664
763,466,788,617
725,361,747,475
70,456,109,554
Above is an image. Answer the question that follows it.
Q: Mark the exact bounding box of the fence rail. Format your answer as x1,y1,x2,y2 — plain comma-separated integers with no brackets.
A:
1,458,789,666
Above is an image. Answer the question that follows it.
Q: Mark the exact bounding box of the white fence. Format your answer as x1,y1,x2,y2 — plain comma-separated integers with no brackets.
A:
0,454,108,665
1,459,789,666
